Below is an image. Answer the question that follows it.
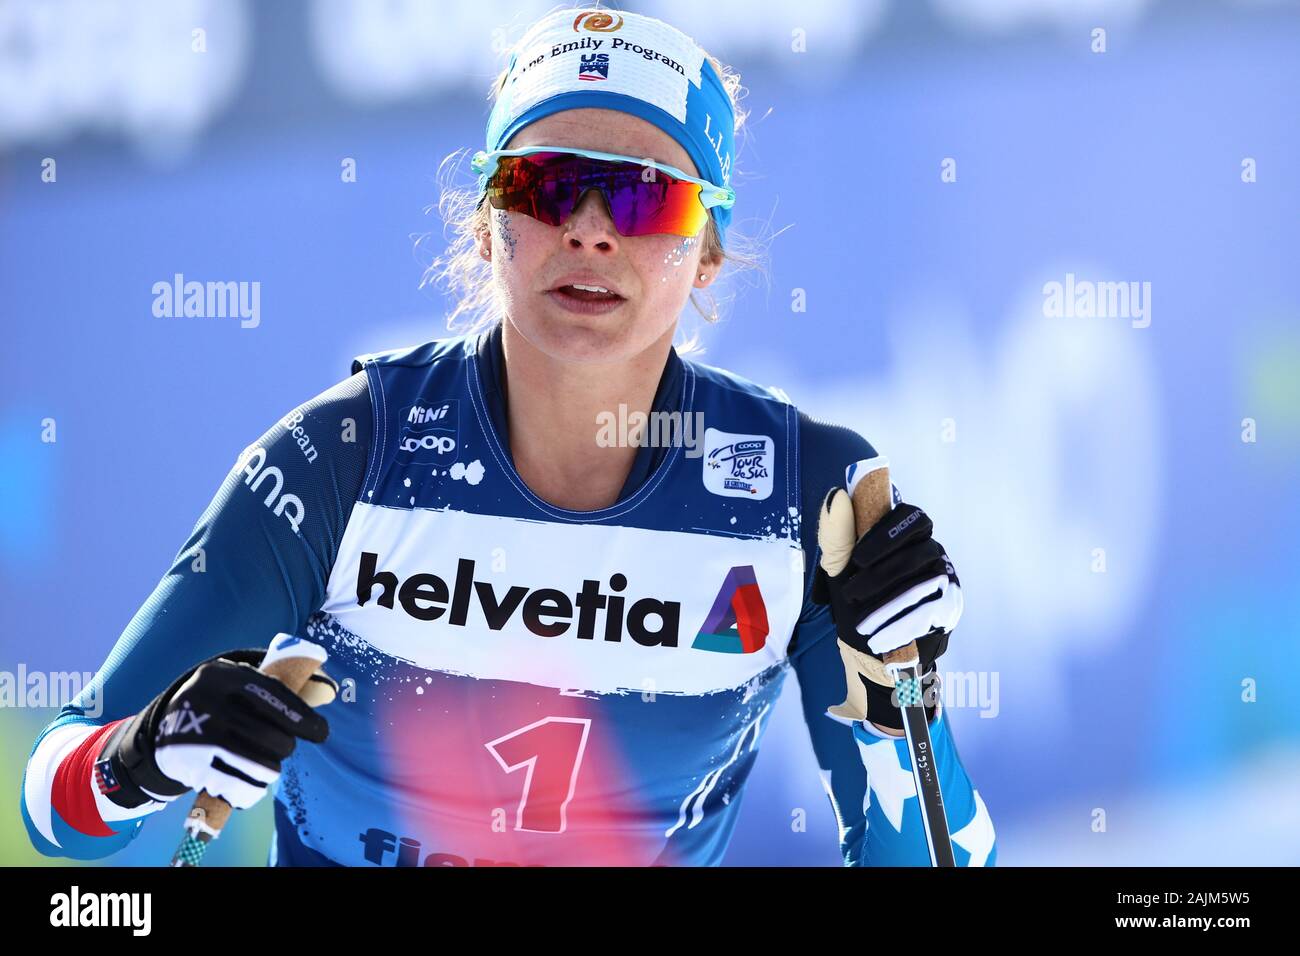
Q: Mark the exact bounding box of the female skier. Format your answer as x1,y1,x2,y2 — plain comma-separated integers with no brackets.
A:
21,8,994,867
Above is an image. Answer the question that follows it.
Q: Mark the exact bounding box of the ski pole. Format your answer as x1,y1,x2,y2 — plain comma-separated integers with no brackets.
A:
847,461,955,867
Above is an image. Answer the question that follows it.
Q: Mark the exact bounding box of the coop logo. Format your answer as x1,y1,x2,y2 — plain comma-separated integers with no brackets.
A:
397,399,458,465
355,552,767,654
703,428,773,500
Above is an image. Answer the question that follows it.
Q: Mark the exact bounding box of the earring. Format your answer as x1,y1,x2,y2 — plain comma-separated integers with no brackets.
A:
699,273,708,282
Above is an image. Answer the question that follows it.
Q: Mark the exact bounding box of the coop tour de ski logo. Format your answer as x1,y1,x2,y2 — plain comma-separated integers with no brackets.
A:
703,428,773,500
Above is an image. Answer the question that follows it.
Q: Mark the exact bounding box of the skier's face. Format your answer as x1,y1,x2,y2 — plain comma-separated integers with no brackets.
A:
479,108,721,365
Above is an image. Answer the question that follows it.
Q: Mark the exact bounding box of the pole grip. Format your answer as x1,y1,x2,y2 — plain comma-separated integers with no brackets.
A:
848,460,923,669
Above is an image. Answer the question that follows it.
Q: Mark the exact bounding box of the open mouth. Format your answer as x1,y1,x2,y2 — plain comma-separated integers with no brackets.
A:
551,283,625,303
546,282,627,314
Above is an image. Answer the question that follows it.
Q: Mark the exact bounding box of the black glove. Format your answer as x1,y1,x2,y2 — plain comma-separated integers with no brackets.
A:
813,490,962,730
96,648,336,811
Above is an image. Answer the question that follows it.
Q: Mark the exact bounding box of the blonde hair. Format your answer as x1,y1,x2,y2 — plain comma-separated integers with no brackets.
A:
419,11,764,357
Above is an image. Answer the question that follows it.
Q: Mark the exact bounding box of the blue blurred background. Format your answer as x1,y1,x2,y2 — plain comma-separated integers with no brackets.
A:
2,0,1298,866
